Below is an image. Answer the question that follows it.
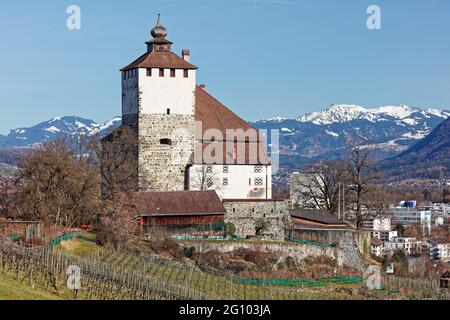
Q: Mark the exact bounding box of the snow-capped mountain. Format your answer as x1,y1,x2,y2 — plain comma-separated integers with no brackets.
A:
0,104,448,168
0,116,121,149
296,104,448,125
252,104,450,165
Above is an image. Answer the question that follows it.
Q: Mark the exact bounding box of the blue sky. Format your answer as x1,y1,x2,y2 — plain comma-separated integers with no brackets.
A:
0,0,449,134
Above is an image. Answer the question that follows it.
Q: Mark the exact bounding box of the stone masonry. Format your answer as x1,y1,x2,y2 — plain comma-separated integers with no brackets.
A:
223,200,288,241
137,113,195,192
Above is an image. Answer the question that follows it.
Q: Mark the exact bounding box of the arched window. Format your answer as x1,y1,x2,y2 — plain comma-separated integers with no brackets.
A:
160,138,172,146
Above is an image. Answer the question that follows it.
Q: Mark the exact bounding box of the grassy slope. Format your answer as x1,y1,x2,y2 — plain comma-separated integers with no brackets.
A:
0,273,63,300
0,232,99,301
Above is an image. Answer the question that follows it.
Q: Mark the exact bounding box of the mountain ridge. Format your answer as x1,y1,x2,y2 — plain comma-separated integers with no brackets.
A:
0,116,121,149
251,104,449,163
377,117,450,180
0,104,448,167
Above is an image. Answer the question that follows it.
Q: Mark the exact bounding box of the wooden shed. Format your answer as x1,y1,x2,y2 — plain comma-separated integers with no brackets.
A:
134,190,226,236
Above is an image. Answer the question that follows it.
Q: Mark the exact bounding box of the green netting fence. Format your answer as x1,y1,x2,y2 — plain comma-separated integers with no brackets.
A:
234,276,366,287
48,233,78,247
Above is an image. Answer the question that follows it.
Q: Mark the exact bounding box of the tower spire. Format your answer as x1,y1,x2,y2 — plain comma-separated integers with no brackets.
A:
146,12,172,52
151,12,168,39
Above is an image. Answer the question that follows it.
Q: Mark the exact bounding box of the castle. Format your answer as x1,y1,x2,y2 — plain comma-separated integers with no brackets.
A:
119,14,272,200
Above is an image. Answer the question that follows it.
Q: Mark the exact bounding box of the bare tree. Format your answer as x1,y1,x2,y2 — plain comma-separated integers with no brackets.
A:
292,160,350,215
362,184,392,218
89,126,138,199
347,147,376,229
16,137,101,227
0,177,18,219
97,191,140,250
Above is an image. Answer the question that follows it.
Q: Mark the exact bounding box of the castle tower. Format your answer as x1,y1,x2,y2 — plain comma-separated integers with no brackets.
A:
120,14,197,191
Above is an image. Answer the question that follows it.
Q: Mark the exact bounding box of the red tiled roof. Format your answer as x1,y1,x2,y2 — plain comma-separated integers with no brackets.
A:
195,86,257,141
371,238,384,246
194,86,270,165
133,190,226,216
121,51,197,71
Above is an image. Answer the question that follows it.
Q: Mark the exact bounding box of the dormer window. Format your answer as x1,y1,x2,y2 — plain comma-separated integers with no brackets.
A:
170,69,176,77
160,138,172,146
159,68,164,77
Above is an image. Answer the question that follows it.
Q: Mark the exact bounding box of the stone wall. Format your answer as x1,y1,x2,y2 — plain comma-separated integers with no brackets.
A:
137,113,195,192
223,200,288,241
289,228,369,272
179,240,367,271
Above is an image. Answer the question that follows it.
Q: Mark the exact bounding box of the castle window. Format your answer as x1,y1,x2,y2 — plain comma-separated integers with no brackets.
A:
159,138,172,146
223,178,228,186
159,68,164,77
255,178,263,186
170,69,176,77
167,108,170,115
183,69,189,78
122,72,126,80
254,165,263,173
206,166,213,174
232,208,236,213
223,165,229,174
146,68,152,77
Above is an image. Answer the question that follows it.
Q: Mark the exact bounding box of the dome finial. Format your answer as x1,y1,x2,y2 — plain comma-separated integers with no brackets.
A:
151,12,167,38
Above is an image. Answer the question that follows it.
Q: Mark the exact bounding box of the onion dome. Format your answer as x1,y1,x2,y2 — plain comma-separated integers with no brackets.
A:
151,13,167,39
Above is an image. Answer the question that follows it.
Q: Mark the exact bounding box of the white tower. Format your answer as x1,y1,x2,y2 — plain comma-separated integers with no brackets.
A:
120,14,198,191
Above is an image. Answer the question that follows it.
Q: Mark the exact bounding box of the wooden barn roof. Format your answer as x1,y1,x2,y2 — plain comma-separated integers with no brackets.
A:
134,190,226,216
290,210,345,225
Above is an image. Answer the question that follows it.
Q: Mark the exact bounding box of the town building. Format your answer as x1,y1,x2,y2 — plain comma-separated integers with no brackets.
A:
117,14,272,200
371,230,398,242
390,206,432,235
384,237,422,256
425,239,450,263
363,216,397,242
370,238,384,257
